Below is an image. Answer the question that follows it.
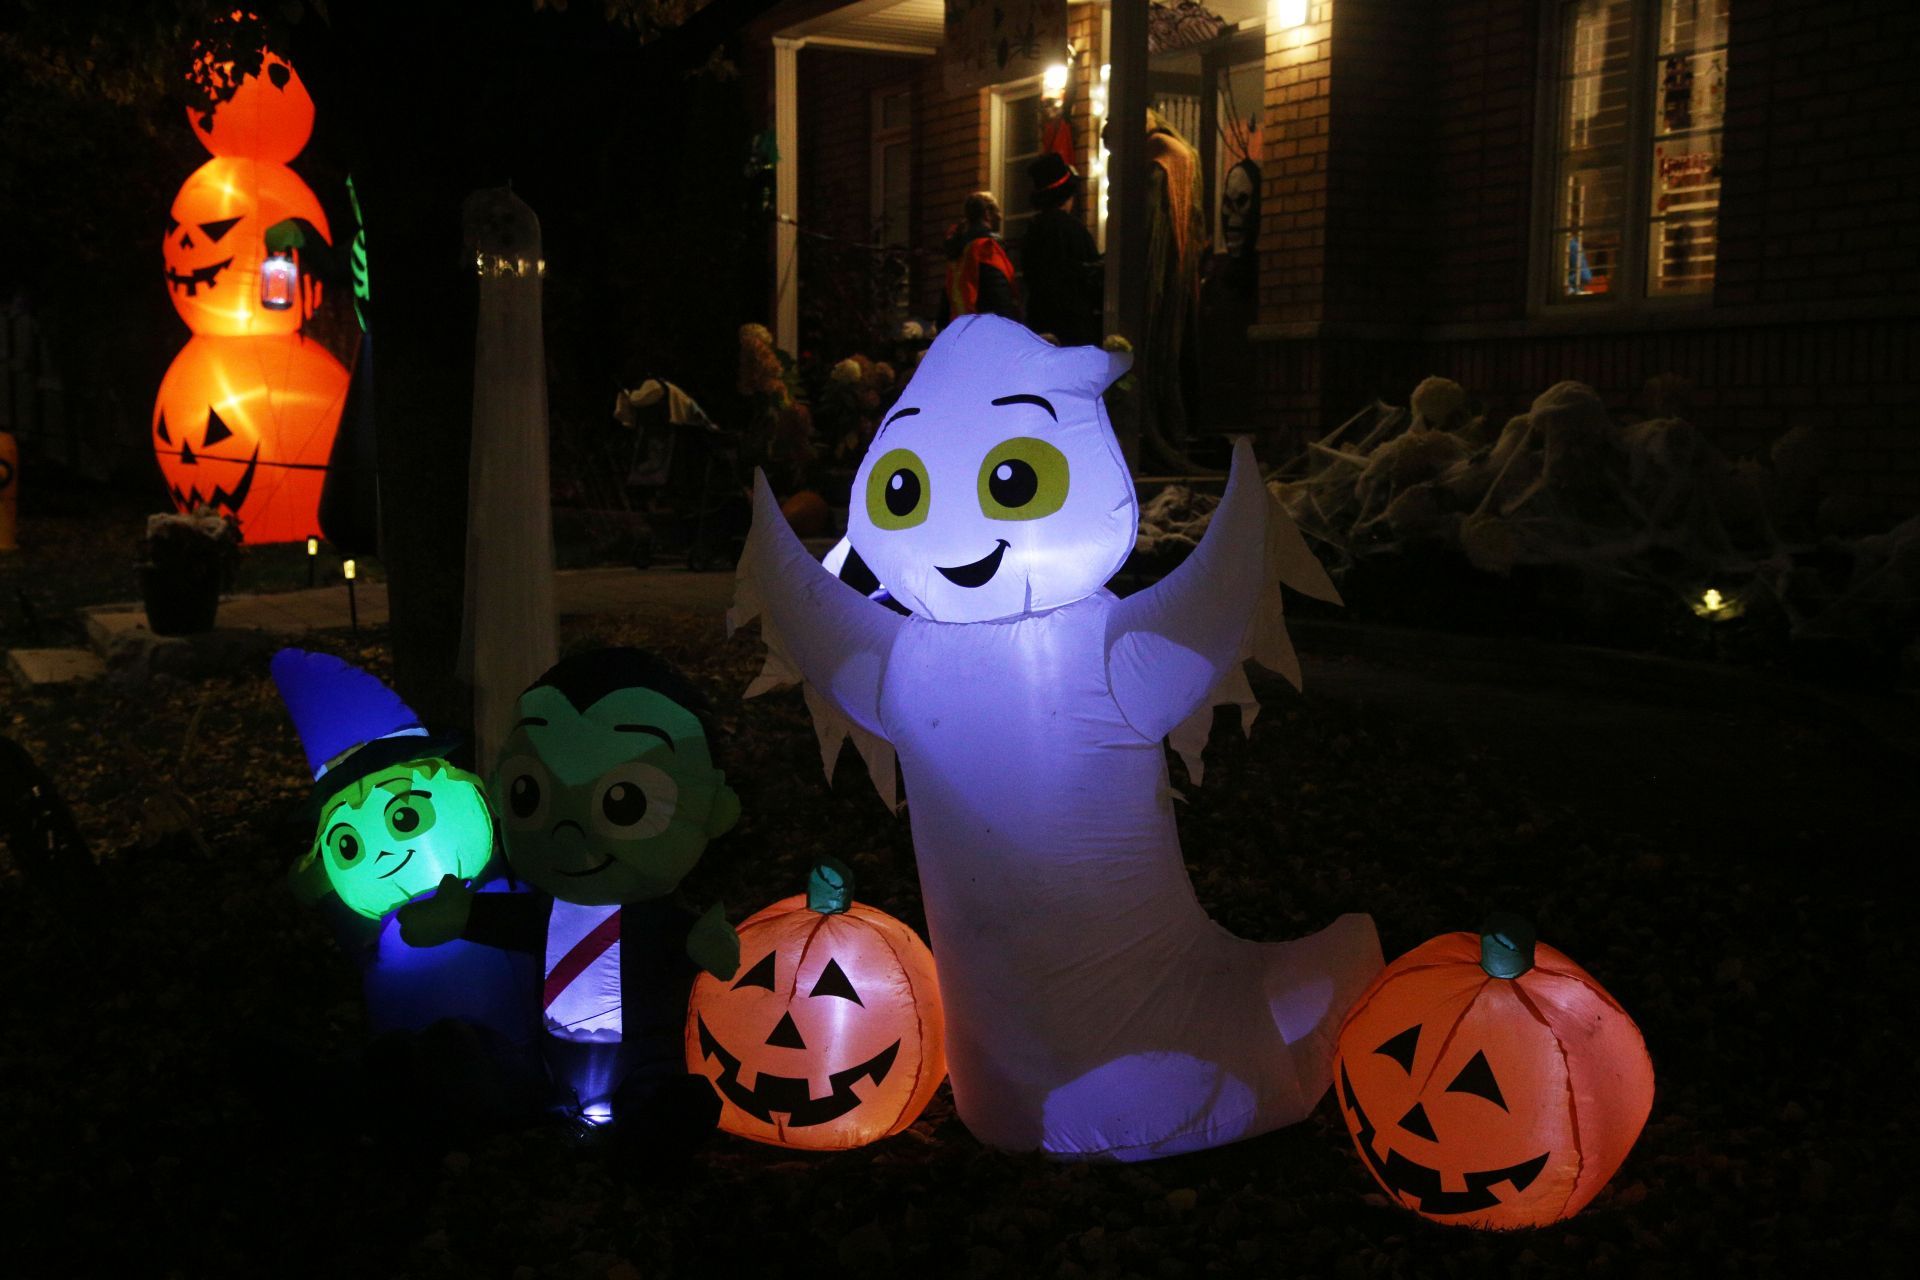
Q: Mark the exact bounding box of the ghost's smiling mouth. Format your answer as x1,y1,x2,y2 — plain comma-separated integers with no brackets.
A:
936,539,1010,588
165,257,234,297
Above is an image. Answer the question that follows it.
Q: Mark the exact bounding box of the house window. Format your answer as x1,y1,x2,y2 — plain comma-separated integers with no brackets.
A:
1542,0,1729,306
871,87,912,325
991,83,1046,248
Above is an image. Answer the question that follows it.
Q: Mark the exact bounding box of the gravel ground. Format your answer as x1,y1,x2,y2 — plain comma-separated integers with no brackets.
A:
2,577,1915,1276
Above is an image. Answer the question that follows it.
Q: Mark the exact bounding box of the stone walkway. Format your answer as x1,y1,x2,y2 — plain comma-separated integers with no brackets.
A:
7,567,737,687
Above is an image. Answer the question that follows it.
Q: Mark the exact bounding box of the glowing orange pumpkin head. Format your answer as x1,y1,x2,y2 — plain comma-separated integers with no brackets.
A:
165,157,329,337
187,48,315,163
153,334,349,544
686,860,945,1150
1334,915,1655,1230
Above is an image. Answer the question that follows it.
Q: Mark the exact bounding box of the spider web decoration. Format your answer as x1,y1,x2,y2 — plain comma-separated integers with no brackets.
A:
1147,2,1228,54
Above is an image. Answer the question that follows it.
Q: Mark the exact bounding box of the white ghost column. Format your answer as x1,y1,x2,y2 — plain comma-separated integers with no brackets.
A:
736,316,1382,1160
459,187,557,773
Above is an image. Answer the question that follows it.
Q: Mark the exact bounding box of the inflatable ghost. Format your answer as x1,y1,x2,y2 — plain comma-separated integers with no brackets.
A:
732,315,1383,1160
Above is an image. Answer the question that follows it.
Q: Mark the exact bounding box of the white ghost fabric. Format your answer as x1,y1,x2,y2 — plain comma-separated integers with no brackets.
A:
733,315,1382,1160
459,187,558,775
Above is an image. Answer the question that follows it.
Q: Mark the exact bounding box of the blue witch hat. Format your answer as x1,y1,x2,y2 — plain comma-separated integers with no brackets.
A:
268,649,470,815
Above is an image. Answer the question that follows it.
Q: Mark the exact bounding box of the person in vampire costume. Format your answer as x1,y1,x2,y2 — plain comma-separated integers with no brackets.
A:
400,648,742,1160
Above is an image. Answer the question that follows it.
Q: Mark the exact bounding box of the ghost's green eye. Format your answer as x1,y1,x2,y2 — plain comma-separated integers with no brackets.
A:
866,448,930,530
978,437,1069,521
385,791,437,840
326,825,362,864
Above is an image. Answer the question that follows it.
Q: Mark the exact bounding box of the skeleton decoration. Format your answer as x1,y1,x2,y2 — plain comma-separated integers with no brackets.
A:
153,32,348,544
733,315,1383,1160
1220,158,1261,260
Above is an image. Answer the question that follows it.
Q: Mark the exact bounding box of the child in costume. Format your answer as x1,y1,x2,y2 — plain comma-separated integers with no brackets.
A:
399,648,741,1151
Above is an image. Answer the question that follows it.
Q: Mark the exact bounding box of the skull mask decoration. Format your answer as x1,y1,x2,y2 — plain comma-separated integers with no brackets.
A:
1220,159,1261,260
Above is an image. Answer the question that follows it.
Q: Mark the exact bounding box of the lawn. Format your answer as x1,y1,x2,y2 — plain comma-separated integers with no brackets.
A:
1,500,1914,1278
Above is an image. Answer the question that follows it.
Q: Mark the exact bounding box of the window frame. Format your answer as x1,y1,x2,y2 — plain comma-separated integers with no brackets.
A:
1528,0,1727,317
988,76,1047,251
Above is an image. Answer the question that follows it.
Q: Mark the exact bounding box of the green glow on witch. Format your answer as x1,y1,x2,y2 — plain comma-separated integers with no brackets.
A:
296,757,494,920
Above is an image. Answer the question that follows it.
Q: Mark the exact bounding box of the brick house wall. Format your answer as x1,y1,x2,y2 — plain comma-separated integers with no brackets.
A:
1251,0,1920,512
751,0,1918,511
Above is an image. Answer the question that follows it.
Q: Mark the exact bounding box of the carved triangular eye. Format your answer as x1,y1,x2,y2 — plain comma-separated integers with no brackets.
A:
733,951,776,991
1445,1050,1507,1111
1374,1024,1420,1073
156,412,173,445
808,958,863,1005
200,216,243,243
203,408,234,447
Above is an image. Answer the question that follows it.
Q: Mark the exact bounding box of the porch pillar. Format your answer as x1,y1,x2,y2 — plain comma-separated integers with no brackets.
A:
1102,0,1149,350
773,36,801,354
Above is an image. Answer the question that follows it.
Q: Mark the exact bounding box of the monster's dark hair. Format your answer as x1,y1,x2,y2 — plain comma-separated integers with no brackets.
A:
527,647,716,741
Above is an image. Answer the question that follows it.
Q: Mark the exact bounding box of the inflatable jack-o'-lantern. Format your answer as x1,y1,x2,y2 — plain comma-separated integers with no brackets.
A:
165,157,329,338
1334,914,1655,1229
687,860,945,1150
0,430,18,551
153,335,348,544
155,32,343,544
188,47,315,164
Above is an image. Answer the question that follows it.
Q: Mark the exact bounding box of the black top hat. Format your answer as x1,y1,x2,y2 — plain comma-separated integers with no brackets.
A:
1027,152,1082,208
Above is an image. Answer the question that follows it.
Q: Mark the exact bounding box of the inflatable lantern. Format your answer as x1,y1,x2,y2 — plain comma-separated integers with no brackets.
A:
687,859,945,1150
732,314,1383,1160
155,35,347,543
398,649,742,1139
1334,915,1655,1229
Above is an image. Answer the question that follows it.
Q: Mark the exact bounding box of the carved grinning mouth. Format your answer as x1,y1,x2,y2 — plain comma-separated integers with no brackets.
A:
163,445,260,516
935,539,1010,588
1340,1063,1550,1215
695,1015,900,1128
165,256,234,297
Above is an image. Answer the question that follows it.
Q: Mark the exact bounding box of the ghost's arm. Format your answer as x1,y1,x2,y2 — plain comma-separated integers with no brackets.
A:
731,471,903,740
1106,438,1340,748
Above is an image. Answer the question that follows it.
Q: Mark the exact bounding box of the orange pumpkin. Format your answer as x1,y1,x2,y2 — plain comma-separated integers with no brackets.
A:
188,47,315,162
1334,914,1654,1229
685,860,945,1150
165,157,330,337
152,334,349,544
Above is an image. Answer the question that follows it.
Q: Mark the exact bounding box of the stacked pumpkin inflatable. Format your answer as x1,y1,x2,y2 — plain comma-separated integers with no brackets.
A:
153,44,349,544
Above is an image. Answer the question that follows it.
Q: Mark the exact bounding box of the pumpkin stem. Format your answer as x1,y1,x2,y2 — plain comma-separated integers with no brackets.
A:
1479,912,1537,979
807,857,854,915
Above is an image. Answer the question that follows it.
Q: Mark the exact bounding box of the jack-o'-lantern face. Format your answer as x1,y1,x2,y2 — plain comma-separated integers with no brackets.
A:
1337,1016,1552,1223
846,315,1134,622
1334,921,1656,1230
687,876,945,1150
152,334,348,543
165,157,329,337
